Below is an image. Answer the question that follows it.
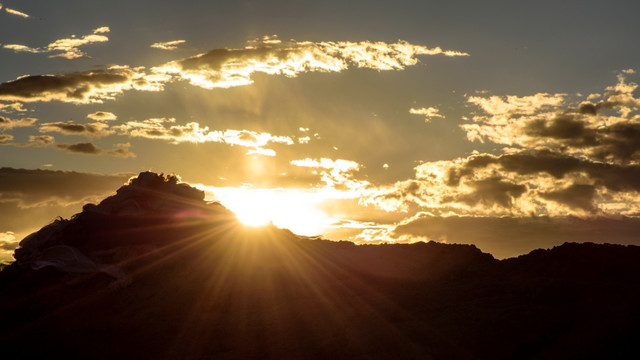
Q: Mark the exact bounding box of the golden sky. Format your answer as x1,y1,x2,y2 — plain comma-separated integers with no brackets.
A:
2,0,640,260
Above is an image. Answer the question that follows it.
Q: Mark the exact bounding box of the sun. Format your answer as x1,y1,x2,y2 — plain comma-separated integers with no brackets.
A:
212,188,333,236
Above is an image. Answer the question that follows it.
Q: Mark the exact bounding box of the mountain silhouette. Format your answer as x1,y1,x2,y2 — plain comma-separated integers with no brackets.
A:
1,172,640,359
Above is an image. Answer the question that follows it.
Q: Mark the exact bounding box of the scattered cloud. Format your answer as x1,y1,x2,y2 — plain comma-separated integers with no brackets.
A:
39,121,113,137
0,134,14,144
0,65,165,103
3,26,110,59
364,71,640,218
461,72,640,163
409,106,444,121
153,38,468,89
116,117,293,155
55,142,135,157
28,135,55,146
151,40,186,50
291,158,368,190
4,6,29,18
0,102,26,113
87,111,117,121
0,116,37,129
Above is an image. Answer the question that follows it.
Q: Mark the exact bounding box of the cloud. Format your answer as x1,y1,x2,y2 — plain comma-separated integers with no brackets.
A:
409,107,444,121
55,142,135,157
153,38,468,89
4,7,29,18
0,134,13,144
0,102,26,113
461,72,640,163
540,184,597,212
87,111,117,121
0,66,164,103
291,158,368,190
116,117,293,155
0,116,37,129
151,40,186,50
39,121,113,137
3,26,110,59
28,135,54,146
0,231,17,251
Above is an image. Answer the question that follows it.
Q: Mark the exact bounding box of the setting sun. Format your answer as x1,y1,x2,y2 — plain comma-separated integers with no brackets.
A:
208,187,334,236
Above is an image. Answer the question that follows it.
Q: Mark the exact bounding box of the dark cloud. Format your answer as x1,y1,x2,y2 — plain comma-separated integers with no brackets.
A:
28,135,55,146
540,184,597,212
54,142,134,157
0,134,13,144
39,121,112,137
453,177,526,208
461,151,640,193
56,142,102,155
463,73,640,163
0,67,160,103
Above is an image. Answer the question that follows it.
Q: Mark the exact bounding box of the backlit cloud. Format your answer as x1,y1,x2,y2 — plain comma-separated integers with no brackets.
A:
151,40,186,50
56,142,135,157
4,6,29,18
364,72,640,218
0,116,36,129
0,102,26,113
291,158,368,190
409,107,444,122
154,38,468,89
461,73,640,163
116,117,293,155
3,26,110,59
39,121,113,137
0,134,13,144
86,111,117,121
0,66,165,103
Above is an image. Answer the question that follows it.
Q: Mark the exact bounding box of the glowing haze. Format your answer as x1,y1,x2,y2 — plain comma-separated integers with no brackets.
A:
2,0,640,260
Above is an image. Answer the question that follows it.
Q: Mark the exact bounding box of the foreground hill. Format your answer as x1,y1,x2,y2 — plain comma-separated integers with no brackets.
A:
1,172,639,359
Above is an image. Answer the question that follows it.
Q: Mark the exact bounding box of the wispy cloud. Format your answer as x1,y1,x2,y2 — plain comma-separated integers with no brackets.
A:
153,38,468,89
4,6,29,18
3,26,110,59
116,117,293,155
151,39,186,50
409,106,444,122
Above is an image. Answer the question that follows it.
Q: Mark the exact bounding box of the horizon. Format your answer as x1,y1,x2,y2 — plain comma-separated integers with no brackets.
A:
3,0,640,261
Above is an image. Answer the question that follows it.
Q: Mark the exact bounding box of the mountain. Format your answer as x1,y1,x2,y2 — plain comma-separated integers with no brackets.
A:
1,172,640,359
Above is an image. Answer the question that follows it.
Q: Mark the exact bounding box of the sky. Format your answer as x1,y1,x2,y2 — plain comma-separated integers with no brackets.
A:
2,0,640,260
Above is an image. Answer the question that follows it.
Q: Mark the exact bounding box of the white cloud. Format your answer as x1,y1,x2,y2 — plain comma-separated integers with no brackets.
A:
151,40,186,50
409,106,444,121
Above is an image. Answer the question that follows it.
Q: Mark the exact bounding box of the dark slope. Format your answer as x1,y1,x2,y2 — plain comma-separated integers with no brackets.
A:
1,172,640,359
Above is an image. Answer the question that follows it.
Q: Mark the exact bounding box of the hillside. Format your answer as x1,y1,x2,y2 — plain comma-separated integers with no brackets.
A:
1,172,639,359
